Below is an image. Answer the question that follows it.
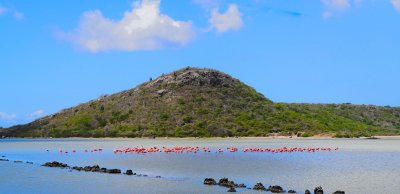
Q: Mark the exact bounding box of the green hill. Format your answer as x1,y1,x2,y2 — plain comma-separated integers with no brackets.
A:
2,67,400,138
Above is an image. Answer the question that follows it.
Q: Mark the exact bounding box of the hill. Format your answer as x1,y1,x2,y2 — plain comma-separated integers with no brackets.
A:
2,67,400,138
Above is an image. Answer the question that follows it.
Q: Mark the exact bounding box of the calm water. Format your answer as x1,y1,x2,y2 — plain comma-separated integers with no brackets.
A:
0,138,399,194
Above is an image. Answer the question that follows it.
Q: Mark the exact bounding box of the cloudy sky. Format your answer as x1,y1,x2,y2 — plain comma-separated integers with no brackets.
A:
1,0,400,127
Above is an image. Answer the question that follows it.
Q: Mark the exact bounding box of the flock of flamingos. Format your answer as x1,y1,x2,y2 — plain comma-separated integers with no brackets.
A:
49,146,340,154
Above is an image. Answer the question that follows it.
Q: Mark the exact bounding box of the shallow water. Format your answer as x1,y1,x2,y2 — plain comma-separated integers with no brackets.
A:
0,138,399,194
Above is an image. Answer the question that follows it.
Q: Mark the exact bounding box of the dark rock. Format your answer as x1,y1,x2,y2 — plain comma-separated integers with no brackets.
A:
106,169,121,174
156,176,161,178
218,178,237,188
219,178,229,185
332,191,345,194
100,168,107,173
227,187,237,192
288,190,297,193
91,165,100,172
48,162,127,176
204,178,217,185
26,161,33,164
222,181,236,188
253,182,266,190
83,165,101,172
267,185,285,193
0,158,9,161
72,166,83,171
314,186,323,194
305,190,311,194
125,169,134,175
14,160,23,163
42,161,69,168
238,184,246,188
154,68,234,88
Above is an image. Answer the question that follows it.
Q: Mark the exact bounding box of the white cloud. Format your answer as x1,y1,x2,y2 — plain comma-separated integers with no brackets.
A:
392,0,400,12
210,4,243,33
62,0,195,52
0,6,7,15
13,11,23,21
322,0,350,18
29,109,45,118
0,112,17,122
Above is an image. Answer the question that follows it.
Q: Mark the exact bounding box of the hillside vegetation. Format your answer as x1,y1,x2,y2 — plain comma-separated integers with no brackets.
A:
2,67,400,138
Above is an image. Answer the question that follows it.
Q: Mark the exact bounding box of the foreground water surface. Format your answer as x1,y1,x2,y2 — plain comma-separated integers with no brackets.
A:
0,138,399,194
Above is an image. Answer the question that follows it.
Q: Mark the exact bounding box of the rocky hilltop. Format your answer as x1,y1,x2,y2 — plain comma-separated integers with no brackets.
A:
2,67,400,138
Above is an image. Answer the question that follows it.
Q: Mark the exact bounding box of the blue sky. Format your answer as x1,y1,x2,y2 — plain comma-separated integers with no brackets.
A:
1,0,400,127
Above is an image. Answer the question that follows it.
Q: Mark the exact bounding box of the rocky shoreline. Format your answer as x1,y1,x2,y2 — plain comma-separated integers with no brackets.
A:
203,177,345,193
1,156,345,193
41,161,157,177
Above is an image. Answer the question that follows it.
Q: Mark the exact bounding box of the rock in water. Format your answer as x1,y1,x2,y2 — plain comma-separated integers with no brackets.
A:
82,165,101,172
72,166,83,171
125,169,134,175
305,190,311,194
224,182,237,188
100,168,107,173
237,184,246,188
267,185,285,193
218,178,229,185
106,169,121,174
218,178,237,188
42,161,69,168
227,187,237,192
204,178,217,185
253,182,266,190
91,165,100,172
288,189,297,193
314,186,323,194
332,191,345,194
